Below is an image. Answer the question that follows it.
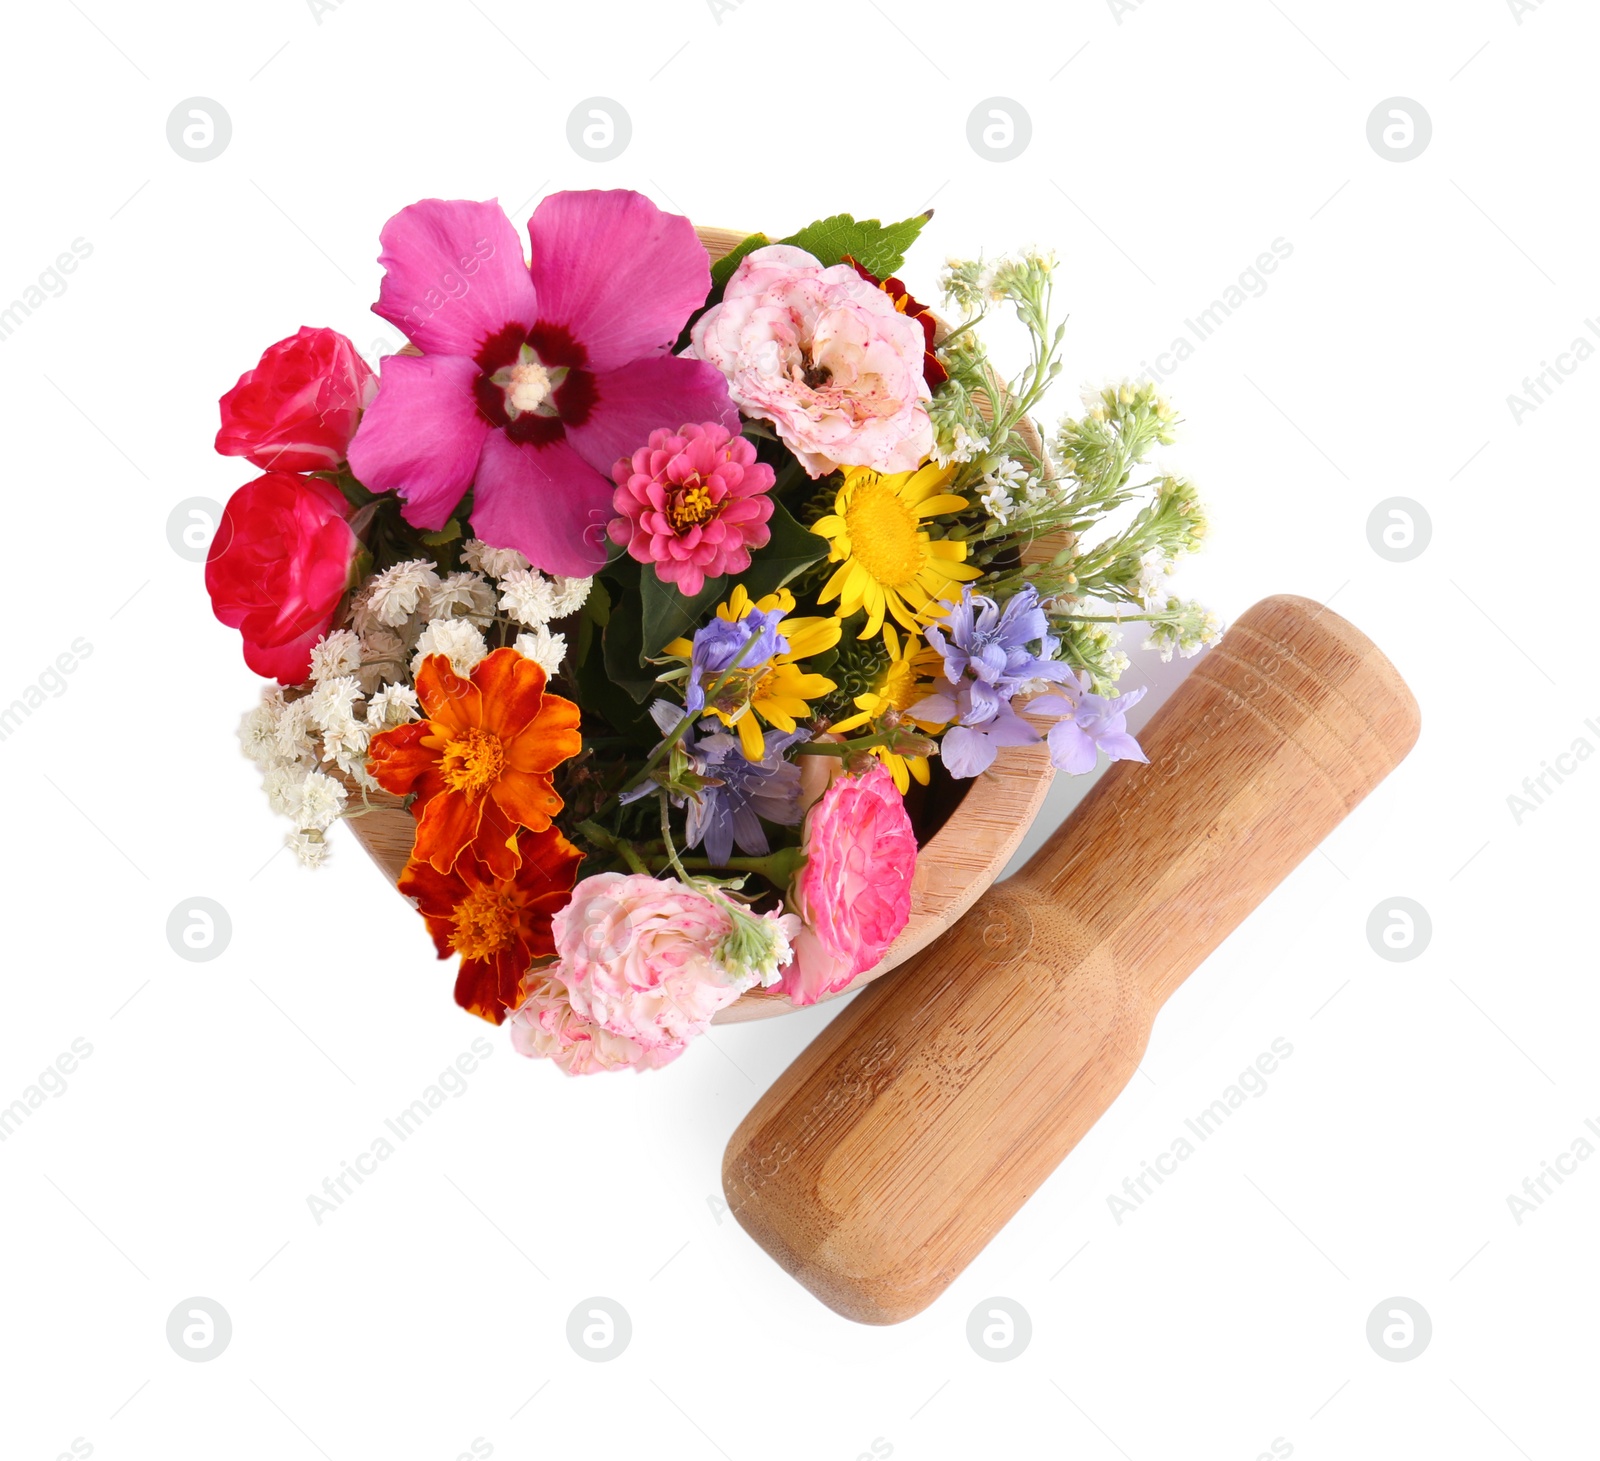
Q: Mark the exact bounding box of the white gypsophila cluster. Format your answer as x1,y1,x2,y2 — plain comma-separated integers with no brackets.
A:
366,683,420,730
294,769,348,832
411,616,487,676
237,686,367,867
308,629,361,683
549,574,591,617
461,538,530,578
498,567,593,628
424,570,496,627
513,626,567,680
307,674,363,733
498,568,558,627
286,828,331,869
239,687,288,765
272,697,317,765
366,559,441,627
977,458,1045,527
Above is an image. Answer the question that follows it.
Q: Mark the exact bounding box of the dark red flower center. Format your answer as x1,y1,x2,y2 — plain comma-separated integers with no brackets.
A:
473,321,597,446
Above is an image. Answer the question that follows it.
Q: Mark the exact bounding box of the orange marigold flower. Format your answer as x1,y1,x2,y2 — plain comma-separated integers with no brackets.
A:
399,826,584,1024
368,647,581,878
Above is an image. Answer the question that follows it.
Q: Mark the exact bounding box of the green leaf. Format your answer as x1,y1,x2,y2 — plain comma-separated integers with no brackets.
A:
601,581,660,703
675,232,770,354
710,232,769,292
419,518,462,546
640,569,727,660
777,211,932,279
740,497,829,601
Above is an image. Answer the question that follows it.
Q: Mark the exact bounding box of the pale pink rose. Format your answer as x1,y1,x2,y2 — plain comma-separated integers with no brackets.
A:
689,244,934,478
777,761,917,1006
507,975,680,1076
554,872,746,1051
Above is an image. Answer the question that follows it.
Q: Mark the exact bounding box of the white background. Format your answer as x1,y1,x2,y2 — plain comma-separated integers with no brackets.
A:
1,1,1595,1458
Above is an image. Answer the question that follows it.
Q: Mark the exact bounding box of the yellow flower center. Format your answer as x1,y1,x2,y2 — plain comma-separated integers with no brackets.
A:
842,475,926,588
450,885,519,961
668,476,716,531
875,657,920,712
710,663,774,716
440,727,505,797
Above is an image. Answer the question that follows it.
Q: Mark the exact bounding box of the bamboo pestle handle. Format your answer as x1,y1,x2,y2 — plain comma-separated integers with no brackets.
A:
721,595,1421,1324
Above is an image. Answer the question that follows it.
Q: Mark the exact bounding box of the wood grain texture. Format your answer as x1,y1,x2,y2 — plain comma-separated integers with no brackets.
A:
720,595,1421,1323
346,220,1058,1021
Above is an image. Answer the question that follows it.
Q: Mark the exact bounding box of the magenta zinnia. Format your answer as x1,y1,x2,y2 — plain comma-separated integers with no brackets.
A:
347,191,738,577
608,422,775,596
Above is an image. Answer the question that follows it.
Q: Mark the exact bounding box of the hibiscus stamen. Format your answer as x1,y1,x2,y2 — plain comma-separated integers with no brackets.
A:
489,342,569,419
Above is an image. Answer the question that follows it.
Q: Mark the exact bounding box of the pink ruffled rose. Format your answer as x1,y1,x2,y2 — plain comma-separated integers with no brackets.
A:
777,761,916,1006
508,974,679,1075
608,422,775,596
216,326,376,472
689,244,934,478
552,872,749,1053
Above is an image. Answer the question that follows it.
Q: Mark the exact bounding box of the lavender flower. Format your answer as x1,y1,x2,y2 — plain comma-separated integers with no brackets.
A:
686,725,807,866
684,607,787,714
925,585,1068,690
907,680,1041,779
1024,671,1147,774
623,702,806,866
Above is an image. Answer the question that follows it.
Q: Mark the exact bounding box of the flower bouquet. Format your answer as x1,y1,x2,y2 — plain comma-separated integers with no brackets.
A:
206,188,1219,1074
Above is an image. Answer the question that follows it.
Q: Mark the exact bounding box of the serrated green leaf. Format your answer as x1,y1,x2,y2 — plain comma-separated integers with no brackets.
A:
777,211,932,279
740,497,830,601
710,232,769,291
640,569,728,660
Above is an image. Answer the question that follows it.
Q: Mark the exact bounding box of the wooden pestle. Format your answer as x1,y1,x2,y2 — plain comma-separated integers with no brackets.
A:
721,595,1421,1323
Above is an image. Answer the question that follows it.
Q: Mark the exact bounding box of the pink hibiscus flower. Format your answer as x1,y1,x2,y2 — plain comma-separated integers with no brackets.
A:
347,191,738,577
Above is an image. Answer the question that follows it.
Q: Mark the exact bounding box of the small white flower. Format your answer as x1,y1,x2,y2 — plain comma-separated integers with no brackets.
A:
548,575,592,617
295,769,347,832
513,625,567,679
425,571,496,627
412,617,488,676
262,763,303,817
321,721,370,777
461,538,530,579
272,697,318,765
1135,550,1171,612
287,827,331,869
932,423,988,468
498,568,559,628
366,683,420,729
367,559,441,627
307,675,364,734
979,485,1011,525
239,688,287,767
308,630,362,683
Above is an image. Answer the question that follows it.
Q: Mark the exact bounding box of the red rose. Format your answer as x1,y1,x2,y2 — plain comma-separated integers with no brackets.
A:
205,473,359,684
215,326,377,472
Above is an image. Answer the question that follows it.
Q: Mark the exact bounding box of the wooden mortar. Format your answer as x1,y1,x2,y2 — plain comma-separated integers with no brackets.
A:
720,594,1421,1323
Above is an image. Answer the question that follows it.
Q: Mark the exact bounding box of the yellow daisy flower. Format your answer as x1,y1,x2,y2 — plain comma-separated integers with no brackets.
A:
811,461,982,642
665,585,841,761
829,624,949,792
